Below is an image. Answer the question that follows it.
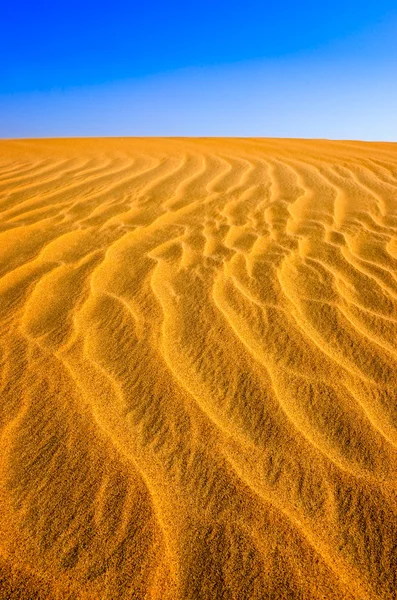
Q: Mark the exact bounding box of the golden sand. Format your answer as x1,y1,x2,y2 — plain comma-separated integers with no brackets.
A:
0,138,397,599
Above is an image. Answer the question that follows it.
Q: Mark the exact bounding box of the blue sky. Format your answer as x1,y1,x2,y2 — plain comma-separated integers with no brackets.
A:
1,1,396,139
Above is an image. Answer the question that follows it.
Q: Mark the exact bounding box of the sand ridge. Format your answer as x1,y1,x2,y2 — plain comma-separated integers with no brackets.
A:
0,137,397,599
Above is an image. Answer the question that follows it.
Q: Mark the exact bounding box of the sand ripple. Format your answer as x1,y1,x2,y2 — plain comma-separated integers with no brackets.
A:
1,138,397,599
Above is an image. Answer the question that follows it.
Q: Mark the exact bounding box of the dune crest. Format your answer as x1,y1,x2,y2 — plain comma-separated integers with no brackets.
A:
1,138,397,599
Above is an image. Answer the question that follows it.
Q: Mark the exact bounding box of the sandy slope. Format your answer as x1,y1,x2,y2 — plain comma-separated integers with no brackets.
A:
0,138,397,599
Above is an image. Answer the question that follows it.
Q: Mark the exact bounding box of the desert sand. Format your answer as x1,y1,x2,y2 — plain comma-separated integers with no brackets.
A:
0,138,397,599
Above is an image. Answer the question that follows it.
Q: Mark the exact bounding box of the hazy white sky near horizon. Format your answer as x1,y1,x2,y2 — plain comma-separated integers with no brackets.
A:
1,10,396,140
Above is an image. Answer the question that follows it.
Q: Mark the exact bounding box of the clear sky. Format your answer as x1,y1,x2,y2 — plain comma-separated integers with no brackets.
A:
1,1,396,139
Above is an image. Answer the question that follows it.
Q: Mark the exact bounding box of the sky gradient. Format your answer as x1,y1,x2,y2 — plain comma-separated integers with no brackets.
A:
1,1,397,139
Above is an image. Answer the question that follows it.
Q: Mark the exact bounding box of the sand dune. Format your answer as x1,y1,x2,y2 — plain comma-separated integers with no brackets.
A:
0,138,397,599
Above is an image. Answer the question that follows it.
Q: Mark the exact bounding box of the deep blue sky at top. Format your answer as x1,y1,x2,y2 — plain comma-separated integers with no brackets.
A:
1,1,397,138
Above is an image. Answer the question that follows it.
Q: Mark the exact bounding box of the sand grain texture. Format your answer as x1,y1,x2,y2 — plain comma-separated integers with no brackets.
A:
0,138,397,599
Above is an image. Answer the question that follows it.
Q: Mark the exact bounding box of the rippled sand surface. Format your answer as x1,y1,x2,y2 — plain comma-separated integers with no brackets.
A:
1,138,397,599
